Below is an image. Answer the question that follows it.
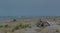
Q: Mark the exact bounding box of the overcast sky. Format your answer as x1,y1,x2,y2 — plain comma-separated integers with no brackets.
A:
0,0,60,16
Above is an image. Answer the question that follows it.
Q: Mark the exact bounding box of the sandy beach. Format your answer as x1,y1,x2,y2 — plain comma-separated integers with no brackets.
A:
0,16,60,33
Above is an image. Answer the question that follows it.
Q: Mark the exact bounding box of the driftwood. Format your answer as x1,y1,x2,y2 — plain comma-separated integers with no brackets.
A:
36,19,50,27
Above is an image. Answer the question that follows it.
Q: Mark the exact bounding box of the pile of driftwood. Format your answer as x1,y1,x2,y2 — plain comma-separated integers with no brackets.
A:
36,19,50,27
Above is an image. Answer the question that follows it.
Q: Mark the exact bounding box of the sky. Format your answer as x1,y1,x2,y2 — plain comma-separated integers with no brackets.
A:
0,0,60,16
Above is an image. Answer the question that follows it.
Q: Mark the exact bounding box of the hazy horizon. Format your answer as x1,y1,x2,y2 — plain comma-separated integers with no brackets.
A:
0,0,60,16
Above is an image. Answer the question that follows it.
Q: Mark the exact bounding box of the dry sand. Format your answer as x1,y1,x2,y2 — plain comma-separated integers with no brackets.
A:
0,17,60,33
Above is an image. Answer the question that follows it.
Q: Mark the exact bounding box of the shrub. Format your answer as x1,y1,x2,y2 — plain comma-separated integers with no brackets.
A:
4,24,8,28
13,19,16,22
13,24,31,31
0,25,3,28
24,24,30,28
19,24,22,27
11,29,15,32
14,26,19,30
56,29,59,32
5,31,7,33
